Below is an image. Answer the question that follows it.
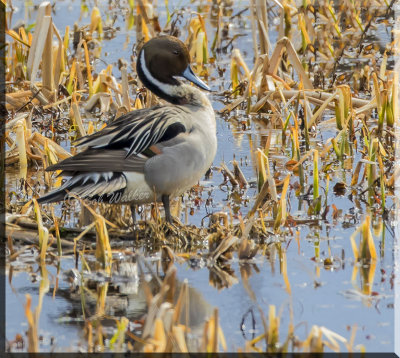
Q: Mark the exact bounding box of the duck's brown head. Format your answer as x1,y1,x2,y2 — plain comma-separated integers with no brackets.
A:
137,36,210,104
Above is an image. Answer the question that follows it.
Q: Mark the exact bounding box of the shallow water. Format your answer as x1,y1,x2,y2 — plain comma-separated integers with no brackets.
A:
5,0,396,352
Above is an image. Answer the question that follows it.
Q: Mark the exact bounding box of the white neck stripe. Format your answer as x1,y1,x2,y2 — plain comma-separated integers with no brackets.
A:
140,51,183,98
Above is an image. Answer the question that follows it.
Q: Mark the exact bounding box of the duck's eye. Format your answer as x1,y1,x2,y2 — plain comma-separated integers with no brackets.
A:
173,50,180,55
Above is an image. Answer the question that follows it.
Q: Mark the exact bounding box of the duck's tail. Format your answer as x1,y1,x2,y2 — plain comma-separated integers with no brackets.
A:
37,186,68,204
37,172,127,204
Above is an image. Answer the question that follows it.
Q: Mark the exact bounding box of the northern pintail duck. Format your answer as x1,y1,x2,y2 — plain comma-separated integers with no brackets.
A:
38,36,217,224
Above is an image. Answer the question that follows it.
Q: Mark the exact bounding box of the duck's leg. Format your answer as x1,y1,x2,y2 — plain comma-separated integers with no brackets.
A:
162,194,172,223
130,204,137,229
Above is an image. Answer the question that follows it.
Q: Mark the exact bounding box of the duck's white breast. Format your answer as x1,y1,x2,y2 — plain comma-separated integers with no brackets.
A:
144,105,216,197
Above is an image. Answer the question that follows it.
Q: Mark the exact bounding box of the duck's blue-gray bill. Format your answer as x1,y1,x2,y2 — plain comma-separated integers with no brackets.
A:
181,65,211,91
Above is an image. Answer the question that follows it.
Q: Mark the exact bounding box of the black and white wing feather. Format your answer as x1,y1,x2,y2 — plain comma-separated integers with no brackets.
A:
75,106,189,157
45,149,147,173
38,149,148,204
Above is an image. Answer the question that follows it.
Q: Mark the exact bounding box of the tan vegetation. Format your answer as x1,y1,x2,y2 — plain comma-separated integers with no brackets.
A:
4,0,396,353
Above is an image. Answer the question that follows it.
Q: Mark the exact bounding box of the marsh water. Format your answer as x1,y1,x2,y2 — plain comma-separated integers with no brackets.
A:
5,0,397,352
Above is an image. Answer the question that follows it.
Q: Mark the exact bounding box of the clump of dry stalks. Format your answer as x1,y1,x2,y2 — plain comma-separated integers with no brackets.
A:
4,0,397,353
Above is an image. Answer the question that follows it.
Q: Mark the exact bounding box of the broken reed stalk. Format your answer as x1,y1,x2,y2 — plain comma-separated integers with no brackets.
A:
267,305,279,352
268,37,313,89
313,150,320,215
33,199,49,262
71,98,87,137
42,14,54,95
24,264,49,353
265,90,369,108
52,23,65,88
83,41,94,97
26,2,52,83
231,48,251,95
121,66,131,111
273,174,290,232
109,317,129,351
14,119,27,179
50,206,62,257
256,150,266,191
24,294,38,352
232,160,248,188
90,7,103,37
367,138,378,204
220,162,238,187
349,215,377,261
249,0,259,60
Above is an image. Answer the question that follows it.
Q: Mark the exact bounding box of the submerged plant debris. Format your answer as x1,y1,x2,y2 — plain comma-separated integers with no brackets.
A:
4,0,398,353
